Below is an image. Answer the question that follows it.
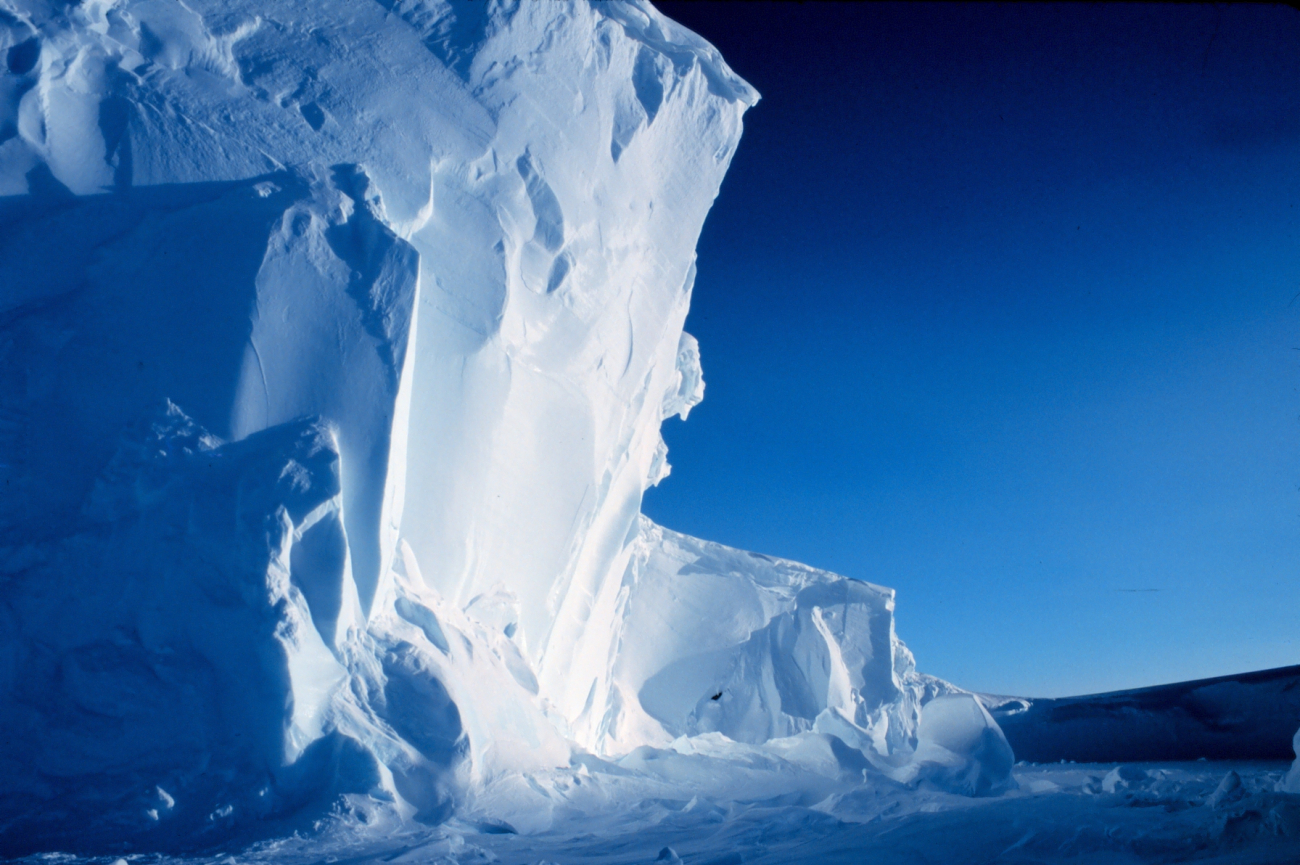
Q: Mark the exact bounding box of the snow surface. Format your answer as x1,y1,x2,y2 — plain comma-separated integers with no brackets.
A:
1,0,1297,861
8,761,1300,864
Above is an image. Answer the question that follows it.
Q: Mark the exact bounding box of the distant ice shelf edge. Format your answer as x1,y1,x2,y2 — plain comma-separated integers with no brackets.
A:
0,0,1295,856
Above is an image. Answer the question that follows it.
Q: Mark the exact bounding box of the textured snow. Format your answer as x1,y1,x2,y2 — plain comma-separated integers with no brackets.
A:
1,0,1291,860
10,761,1300,865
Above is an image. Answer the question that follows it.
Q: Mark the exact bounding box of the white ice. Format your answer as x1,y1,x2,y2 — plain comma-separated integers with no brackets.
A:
0,0,1295,861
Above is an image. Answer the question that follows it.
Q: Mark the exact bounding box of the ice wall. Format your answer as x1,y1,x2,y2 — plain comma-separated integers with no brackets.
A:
388,2,755,707
0,0,756,847
1,0,753,683
0,0,1009,852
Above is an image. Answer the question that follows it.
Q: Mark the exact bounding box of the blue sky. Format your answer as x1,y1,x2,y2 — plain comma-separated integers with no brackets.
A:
647,2,1300,698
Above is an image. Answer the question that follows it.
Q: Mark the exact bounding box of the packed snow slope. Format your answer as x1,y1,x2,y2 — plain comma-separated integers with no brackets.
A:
0,0,1031,854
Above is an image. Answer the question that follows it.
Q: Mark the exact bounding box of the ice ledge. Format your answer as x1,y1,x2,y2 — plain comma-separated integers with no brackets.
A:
598,0,760,108
560,516,1014,795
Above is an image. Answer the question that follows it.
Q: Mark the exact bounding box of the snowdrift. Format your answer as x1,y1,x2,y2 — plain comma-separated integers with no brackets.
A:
0,0,1022,853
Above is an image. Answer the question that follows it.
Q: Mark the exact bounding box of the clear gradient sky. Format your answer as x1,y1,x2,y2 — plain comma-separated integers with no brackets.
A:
645,2,1300,698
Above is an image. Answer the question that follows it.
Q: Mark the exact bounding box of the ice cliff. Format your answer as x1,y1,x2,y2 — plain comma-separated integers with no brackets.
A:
0,0,1016,853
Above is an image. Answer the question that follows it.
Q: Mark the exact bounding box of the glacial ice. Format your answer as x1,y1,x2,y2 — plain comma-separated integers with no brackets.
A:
0,0,1030,855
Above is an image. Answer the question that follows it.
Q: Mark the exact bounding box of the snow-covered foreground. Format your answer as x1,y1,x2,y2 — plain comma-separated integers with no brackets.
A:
459,761,1300,865
12,761,1300,864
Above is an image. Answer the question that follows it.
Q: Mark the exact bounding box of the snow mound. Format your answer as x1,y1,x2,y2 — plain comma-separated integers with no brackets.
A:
901,694,1016,796
0,0,1012,853
1281,726,1300,793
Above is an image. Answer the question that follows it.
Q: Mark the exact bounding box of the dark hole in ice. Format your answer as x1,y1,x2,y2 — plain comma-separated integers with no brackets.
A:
7,38,39,75
299,101,325,131
711,692,722,701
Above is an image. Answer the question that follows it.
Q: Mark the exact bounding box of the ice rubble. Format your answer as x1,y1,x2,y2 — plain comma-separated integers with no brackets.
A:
0,0,1020,852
